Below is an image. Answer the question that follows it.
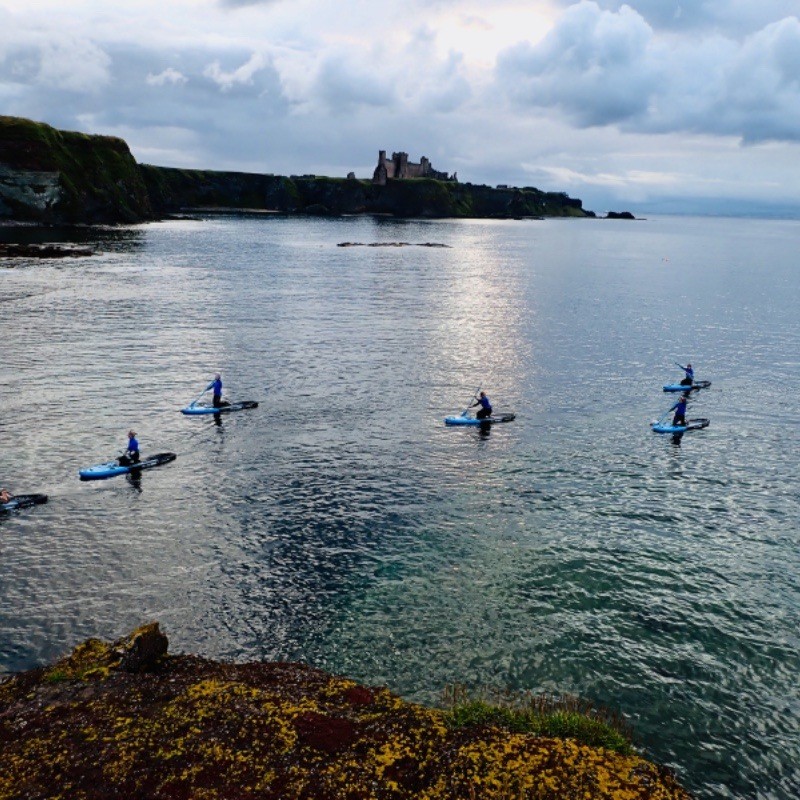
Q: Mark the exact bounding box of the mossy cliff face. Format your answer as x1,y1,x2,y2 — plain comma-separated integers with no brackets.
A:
141,165,590,219
0,116,152,224
0,624,691,800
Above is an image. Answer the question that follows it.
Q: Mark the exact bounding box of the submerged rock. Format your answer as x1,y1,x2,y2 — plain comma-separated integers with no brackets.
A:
0,625,692,799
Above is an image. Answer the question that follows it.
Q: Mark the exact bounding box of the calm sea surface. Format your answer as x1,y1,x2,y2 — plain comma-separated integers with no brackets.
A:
1,214,799,798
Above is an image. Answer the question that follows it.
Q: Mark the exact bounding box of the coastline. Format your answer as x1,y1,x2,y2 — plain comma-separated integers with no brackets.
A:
1,115,592,225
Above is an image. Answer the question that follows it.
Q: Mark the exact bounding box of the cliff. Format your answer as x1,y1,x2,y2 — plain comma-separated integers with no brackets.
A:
0,116,152,224
140,164,589,219
0,624,691,800
0,116,590,224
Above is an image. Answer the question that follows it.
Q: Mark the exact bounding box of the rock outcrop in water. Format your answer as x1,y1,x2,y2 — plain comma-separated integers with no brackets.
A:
0,624,691,800
0,116,592,224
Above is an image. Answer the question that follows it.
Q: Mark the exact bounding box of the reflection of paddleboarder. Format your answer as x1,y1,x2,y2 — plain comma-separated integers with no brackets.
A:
471,391,492,420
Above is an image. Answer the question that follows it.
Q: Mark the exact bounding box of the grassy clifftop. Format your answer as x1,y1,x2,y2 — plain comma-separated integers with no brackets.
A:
0,116,152,223
0,624,690,800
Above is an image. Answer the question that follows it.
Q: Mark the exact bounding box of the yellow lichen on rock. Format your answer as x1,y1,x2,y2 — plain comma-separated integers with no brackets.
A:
0,628,693,800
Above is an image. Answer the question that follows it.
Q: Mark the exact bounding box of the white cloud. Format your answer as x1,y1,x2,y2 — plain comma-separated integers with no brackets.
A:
497,2,800,143
146,68,188,87
204,52,269,91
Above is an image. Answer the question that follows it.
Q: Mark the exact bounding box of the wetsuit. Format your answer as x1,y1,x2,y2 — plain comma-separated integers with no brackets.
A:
210,377,224,408
119,436,140,466
672,398,687,427
476,395,492,420
679,364,694,387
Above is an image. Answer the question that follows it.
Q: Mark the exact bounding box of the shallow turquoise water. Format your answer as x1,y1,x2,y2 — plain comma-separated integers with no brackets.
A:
1,215,799,798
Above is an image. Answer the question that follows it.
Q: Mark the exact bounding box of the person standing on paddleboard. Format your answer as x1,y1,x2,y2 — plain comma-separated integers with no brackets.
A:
471,391,493,420
678,362,694,387
671,396,688,427
119,430,140,466
208,374,228,408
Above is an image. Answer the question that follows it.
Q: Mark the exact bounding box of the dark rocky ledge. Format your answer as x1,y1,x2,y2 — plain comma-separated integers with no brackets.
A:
0,623,691,800
0,243,97,259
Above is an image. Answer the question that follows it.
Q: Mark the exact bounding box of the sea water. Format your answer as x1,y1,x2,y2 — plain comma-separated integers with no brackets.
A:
1,214,799,799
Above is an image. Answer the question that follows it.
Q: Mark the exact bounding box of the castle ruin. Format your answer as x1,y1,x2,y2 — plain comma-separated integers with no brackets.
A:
372,151,456,185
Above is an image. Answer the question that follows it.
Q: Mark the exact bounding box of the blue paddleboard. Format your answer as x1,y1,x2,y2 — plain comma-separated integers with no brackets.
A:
663,380,711,392
181,401,258,415
79,453,176,480
1,494,48,512
651,418,709,434
445,413,515,426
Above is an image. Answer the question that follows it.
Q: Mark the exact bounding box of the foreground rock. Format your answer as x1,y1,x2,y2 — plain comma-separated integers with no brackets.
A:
0,624,691,800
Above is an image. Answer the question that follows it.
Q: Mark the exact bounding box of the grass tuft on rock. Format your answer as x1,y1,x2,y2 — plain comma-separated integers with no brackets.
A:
442,685,635,755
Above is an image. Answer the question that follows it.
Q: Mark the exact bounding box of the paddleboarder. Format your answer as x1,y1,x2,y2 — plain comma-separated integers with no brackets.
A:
671,396,688,427
119,430,140,466
208,373,228,408
677,362,694,387
0,488,11,504
471,391,493,420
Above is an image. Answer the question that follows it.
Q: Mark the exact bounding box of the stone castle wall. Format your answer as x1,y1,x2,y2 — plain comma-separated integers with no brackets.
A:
373,150,455,185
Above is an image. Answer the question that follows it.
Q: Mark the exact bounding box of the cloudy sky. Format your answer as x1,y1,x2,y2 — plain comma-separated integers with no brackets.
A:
2,0,799,214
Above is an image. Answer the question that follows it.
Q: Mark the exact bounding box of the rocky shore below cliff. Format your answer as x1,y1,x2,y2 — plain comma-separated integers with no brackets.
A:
0,624,691,800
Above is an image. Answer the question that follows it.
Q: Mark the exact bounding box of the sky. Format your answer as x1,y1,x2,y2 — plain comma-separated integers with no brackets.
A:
1,0,799,215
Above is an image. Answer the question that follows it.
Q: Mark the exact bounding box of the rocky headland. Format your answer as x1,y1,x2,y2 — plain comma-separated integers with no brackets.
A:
0,623,691,800
1,116,593,225
0,116,151,224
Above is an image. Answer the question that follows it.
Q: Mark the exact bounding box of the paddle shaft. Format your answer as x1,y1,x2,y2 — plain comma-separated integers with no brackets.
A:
190,385,212,408
462,386,481,416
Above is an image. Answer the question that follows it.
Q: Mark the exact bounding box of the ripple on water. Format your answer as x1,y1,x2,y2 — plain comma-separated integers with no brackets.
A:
1,216,800,799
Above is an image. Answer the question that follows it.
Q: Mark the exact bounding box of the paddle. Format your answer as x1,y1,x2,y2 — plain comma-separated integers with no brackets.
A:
674,361,694,379
461,386,481,416
189,384,212,408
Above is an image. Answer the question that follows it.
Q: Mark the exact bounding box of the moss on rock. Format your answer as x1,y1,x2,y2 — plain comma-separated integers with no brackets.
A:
0,626,690,800
0,116,152,223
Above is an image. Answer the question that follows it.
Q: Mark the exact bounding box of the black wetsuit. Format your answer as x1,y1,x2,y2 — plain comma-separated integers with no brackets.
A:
119,436,140,466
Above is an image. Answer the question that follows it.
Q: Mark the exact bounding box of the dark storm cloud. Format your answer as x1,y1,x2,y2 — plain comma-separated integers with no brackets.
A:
497,2,800,143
